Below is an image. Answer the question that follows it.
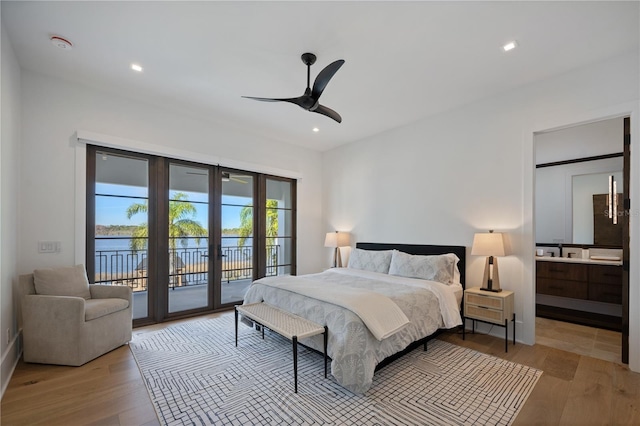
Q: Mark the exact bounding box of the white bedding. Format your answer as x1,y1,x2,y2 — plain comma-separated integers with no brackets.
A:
257,274,410,340
243,268,462,393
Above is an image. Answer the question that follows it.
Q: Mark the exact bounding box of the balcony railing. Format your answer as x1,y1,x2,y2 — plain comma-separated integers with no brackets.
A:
94,240,280,291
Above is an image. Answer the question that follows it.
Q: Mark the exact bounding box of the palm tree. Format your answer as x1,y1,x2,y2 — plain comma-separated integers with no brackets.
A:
126,192,207,251
238,200,280,273
238,199,279,247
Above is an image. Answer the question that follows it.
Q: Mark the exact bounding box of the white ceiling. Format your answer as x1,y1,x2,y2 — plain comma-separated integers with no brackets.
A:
2,1,638,152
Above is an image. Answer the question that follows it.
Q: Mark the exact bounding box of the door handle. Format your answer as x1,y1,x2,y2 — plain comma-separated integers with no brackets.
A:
216,244,227,260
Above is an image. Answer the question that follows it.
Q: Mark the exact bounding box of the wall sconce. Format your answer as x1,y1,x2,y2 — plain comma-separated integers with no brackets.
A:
471,230,506,292
608,175,618,225
324,231,351,268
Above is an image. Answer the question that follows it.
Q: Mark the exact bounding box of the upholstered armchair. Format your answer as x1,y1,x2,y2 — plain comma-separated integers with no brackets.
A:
19,265,133,366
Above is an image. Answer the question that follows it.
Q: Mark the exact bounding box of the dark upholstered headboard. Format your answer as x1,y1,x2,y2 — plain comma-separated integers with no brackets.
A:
355,242,466,289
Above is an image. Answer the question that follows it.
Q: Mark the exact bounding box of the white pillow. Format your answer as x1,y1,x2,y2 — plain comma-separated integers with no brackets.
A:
33,264,91,300
388,250,459,285
347,248,393,274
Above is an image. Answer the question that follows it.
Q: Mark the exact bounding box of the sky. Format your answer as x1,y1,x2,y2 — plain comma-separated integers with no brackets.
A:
95,183,250,230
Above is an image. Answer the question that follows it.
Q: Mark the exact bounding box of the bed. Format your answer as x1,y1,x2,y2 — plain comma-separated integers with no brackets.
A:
242,242,466,394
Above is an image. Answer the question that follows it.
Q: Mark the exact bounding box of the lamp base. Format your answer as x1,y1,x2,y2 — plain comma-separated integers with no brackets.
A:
480,256,502,292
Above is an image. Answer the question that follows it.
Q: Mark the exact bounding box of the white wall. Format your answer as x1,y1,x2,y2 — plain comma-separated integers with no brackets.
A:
1,22,22,395
536,116,624,164
322,51,640,370
18,69,324,278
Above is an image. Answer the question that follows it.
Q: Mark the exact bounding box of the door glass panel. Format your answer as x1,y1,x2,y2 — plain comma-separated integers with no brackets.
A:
94,152,149,320
168,164,210,313
221,172,254,304
266,179,293,277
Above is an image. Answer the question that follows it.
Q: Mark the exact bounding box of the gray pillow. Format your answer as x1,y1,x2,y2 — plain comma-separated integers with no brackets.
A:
388,250,458,285
347,248,393,274
33,264,91,300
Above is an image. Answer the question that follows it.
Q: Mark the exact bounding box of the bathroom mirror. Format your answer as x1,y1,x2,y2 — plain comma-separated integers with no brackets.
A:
535,157,623,245
535,117,624,247
572,170,623,245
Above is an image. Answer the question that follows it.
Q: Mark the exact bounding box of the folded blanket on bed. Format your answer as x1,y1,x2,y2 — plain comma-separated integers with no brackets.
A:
254,275,410,340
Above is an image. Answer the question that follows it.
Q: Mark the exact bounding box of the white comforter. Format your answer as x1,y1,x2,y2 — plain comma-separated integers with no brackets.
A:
243,268,462,393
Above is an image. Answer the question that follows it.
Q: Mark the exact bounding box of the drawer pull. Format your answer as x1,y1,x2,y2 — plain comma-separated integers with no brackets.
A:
549,286,564,290
603,273,620,277
549,268,565,273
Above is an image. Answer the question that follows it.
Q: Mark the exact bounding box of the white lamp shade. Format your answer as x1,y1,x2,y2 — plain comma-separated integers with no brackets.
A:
324,231,351,248
471,232,506,257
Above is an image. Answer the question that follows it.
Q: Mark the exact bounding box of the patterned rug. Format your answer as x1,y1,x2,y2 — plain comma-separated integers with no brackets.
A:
130,314,541,426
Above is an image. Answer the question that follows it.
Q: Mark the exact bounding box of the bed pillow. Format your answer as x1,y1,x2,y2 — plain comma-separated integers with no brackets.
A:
347,248,393,274
33,264,92,300
388,250,458,285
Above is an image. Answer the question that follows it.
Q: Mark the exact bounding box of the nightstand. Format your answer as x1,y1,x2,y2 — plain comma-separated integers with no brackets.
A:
462,286,515,352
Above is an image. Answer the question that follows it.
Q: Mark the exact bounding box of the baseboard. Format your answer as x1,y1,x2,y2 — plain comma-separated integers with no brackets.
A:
536,304,622,331
1,329,22,398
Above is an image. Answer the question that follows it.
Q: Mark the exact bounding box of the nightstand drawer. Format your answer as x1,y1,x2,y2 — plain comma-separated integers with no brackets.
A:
466,292,503,310
465,305,504,323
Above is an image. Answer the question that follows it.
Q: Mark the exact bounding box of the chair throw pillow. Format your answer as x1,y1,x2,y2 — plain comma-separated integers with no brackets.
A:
33,264,92,300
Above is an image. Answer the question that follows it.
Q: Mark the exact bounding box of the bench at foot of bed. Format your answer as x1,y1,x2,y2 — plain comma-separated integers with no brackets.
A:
235,302,328,393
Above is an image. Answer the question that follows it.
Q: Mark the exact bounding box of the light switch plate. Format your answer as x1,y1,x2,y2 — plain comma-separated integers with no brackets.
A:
38,241,61,253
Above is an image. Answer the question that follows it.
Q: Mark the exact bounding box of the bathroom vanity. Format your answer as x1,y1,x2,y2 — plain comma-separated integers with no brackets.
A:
535,250,622,330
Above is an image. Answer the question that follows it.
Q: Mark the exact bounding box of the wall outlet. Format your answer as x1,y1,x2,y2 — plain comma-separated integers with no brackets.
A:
6,328,10,345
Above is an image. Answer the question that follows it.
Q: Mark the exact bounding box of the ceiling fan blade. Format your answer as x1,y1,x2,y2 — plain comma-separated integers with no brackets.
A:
242,96,290,102
243,95,307,108
311,59,345,100
313,104,342,123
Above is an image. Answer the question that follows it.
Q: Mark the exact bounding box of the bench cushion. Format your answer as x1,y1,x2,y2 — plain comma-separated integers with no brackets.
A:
238,303,325,340
85,298,129,321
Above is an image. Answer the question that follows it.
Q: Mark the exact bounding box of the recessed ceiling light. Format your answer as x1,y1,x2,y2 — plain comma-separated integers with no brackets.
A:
312,127,320,133
131,63,143,72
502,41,518,52
50,35,73,50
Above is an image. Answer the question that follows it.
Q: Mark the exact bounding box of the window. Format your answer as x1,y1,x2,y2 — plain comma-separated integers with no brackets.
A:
86,145,296,325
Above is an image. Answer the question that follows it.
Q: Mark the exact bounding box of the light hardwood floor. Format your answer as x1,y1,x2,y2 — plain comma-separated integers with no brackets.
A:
2,312,639,425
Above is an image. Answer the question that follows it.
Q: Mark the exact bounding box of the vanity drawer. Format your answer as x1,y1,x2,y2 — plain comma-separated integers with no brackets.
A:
536,262,588,281
588,282,622,304
589,264,622,285
537,277,588,299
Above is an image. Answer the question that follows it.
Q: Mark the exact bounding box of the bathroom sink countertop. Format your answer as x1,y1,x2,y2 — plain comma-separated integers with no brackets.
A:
536,256,622,266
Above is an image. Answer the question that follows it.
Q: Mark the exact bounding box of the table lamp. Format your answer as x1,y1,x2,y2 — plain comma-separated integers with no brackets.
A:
324,231,350,267
471,230,506,292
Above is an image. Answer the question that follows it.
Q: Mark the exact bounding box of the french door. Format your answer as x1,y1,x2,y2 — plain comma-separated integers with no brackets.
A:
86,146,295,326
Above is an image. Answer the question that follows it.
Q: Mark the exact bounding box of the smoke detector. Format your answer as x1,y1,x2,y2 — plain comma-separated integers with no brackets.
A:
50,36,73,50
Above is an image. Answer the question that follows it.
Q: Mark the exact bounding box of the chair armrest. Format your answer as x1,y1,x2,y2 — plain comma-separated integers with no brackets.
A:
89,284,132,303
22,294,85,325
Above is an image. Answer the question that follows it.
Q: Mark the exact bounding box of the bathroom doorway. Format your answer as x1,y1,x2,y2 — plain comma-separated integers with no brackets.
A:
533,116,630,363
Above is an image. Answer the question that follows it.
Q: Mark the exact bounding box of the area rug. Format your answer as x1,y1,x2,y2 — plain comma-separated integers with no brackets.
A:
130,314,541,426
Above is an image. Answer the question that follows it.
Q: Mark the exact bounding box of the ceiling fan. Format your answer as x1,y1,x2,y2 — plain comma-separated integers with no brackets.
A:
186,171,249,184
222,172,250,184
243,53,345,123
